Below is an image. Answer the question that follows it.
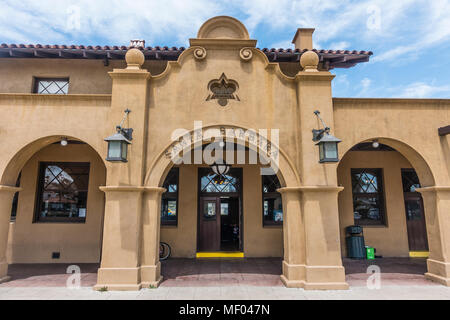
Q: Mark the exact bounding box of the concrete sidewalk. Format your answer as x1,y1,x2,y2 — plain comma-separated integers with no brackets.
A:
1,285,450,300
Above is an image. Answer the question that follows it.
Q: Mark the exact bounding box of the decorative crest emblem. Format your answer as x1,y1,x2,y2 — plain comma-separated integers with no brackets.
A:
206,73,240,107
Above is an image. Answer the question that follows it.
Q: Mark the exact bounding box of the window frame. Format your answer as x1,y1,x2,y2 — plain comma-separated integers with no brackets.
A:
351,168,387,226
33,77,70,94
262,175,283,227
161,167,179,226
33,162,90,223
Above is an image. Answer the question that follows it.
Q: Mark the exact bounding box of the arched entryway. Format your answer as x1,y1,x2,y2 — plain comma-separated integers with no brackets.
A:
142,125,300,287
0,135,106,284
337,137,441,286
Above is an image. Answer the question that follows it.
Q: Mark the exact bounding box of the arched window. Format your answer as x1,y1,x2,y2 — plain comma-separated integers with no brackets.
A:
262,175,282,226
161,167,179,226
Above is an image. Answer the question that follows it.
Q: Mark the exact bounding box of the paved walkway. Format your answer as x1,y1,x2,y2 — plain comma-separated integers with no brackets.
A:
0,257,448,299
1,285,449,300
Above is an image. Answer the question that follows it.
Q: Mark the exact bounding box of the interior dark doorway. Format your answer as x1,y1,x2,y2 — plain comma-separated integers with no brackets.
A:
198,167,243,252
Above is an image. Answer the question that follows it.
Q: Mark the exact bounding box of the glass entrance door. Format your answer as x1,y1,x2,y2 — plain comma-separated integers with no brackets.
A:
197,168,242,252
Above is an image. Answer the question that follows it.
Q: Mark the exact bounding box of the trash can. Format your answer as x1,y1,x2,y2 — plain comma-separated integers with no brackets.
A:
345,225,366,259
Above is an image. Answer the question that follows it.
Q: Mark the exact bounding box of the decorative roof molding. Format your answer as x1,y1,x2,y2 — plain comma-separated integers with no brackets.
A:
197,16,250,40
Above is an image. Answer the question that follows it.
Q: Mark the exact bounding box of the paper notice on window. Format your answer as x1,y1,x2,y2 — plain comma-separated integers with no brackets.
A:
78,208,86,217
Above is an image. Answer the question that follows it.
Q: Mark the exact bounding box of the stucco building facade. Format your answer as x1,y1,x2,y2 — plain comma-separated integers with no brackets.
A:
0,16,449,290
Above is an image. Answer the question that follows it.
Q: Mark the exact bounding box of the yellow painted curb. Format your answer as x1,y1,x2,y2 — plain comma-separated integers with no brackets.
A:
196,252,244,258
409,251,429,258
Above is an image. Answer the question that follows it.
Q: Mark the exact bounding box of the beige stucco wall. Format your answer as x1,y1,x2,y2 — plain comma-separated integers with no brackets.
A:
6,143,106,263
338,150,413,257
160,164,283,257
0,58,167,94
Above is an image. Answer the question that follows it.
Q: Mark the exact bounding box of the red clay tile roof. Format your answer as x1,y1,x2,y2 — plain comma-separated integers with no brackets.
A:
0,43,372,69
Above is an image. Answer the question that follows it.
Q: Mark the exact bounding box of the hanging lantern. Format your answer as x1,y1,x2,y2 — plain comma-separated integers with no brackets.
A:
211,160,231,184
105,128,132,162
312,110,342,163
105,109,133,163
315,132,341,163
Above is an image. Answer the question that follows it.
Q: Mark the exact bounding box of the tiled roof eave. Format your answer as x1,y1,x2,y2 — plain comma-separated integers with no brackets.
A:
0,44,373,69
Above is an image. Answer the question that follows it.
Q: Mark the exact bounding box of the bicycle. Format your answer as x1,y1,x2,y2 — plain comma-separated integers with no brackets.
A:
159,242,171,261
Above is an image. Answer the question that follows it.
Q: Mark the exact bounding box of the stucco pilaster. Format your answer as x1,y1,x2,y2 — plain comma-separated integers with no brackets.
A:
95,57,152,291
140,187,165,288
0,186,21,283
295,71,337,186
95,186,144,291
293,60,348,290
278,187,306,288
299,186,348,290
417,186,450,286
106,67,150,187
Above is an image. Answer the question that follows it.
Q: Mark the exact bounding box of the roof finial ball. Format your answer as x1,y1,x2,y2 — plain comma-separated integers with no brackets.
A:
300,50,319,72
125,48,145,70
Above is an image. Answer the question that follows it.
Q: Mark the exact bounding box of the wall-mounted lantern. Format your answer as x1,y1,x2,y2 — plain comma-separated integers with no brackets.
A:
105,109,133,162
312,110,341,163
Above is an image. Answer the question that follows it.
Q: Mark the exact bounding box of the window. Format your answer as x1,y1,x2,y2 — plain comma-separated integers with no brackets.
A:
351,168,386,226
161,167,179,226
34,78,69,94
34,162,90,223
200,168,240,193
10,172,21,221
262,175,283,226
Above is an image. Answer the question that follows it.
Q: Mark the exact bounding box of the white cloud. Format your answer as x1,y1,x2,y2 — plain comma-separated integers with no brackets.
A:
0,0,448,64
397,82,450,98
329,41,350,50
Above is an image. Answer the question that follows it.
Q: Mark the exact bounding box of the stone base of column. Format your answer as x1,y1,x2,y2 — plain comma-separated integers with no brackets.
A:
0,262,9,284
140,263,163,288
425,259,450,286
280,261,305,288
304,265,349,290
94,267,142,291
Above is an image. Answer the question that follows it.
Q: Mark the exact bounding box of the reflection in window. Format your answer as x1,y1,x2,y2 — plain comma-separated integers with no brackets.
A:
161,167,179,226
35,78,69,94
351,168,386,226
262,175,283,226
35,162,90,222
401,169,421,193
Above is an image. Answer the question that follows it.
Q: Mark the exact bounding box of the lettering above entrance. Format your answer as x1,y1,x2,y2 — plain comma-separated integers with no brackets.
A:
206,73,240,107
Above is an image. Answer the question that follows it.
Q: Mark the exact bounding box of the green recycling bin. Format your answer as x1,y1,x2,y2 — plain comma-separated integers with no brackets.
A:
366,246,375,260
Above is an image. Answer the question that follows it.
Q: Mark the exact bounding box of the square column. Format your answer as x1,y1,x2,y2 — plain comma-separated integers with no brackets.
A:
293,52,348,289
278,188,306,288
300,186,348,290
94,187,145,291
0,186,21,283
140,187,165,288
418,187,450,286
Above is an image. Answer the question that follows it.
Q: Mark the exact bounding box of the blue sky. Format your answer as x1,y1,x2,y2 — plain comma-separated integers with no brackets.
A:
1,0,450,98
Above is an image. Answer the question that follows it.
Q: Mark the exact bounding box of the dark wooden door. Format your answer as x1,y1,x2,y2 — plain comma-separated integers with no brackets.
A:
198,197,221,251
404,194,429,251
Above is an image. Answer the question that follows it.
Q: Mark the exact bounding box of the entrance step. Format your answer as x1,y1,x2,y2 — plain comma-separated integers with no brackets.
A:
409,251,429,258
196,252,244,258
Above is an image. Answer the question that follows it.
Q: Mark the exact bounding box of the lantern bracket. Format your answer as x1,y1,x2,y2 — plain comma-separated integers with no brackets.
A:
312,110,330,142
116,109,133,141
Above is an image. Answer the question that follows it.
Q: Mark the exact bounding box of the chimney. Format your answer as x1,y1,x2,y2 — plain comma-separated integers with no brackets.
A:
130,39,145,48
292,28,315,51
